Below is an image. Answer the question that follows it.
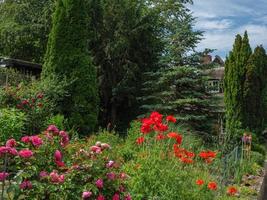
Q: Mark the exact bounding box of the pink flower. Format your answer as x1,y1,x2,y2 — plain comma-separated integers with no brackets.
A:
101,143,111,150
90,146,102,154
124,194,132,200
9,148,18,156
54,150,65,167
39,171,48,178
107,172,116,180
54,150,62,161
0,172,9,181
59,131,69,147
47,125,59,135
6,139,17,147
119,173,128,180
21,136,31,143
50,171,65,184
82,191,92,199
95,179,103,189
30,136,43,147
106,160,115,168
97,195,105,200
20,180,32,190
18,149,33,158
45,131,53,140
112,193,120,200
0,146,11,155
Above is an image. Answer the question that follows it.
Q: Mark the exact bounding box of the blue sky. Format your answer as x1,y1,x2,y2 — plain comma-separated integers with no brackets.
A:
189,0,267,60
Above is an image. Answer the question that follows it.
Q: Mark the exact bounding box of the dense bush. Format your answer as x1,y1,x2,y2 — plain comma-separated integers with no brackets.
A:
0,76,69,134
0,108,25,141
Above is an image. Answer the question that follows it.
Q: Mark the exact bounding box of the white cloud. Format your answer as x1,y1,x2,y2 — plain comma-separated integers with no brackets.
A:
195,19,233,30
190,0,267,57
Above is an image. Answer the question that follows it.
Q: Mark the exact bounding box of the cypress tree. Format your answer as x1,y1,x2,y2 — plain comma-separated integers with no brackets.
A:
42,0,99,134
243,46,267,133
224,32,252,135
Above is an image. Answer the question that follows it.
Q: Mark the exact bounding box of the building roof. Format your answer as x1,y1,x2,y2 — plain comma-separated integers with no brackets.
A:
0,57,42,75
205,67,225,80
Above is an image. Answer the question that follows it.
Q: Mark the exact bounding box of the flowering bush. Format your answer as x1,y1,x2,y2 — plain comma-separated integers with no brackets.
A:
0,125,131,200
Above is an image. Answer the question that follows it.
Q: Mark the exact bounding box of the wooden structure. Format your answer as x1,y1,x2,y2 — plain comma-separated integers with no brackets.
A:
0,57,42,85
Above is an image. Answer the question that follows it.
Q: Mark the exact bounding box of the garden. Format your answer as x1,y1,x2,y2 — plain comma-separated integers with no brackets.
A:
0,0,267,200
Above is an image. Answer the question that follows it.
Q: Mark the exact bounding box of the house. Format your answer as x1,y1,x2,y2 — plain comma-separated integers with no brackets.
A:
0,57,42,85
203,55,226,139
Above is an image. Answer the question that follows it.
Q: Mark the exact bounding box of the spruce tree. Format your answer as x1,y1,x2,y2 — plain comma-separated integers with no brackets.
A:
42,0,99,134
140,66,214,132
224,32,252,134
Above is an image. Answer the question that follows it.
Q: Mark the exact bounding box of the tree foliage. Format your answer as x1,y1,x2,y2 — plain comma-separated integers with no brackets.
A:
42,0,99,134
0,0,54,63
243,46,267,132
224,32,252,134
89,0,163,130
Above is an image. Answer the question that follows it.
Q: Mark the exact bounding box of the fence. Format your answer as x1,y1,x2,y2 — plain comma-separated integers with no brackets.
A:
220,146,243,184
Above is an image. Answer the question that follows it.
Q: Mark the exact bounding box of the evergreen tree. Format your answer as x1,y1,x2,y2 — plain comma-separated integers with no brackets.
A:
42,0,99,134
243,46,267,133
224,32,252,134
141,66,215,132
89,0,162,130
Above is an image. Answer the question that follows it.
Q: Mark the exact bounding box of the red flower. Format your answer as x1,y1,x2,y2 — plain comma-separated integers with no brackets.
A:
150,111,163,124
156,133,166,141
207,182,217,190
136,137,145,145
166,115,176,123
196,179,204,186
199,150,216,163
37,93,44,99
185,150,195,158
154,123,168,132
227,186,238,196
180,157,193,164
141,118,153,134
167,132,183,144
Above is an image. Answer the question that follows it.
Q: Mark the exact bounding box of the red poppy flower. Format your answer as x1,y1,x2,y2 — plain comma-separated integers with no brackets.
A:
154,123,168,132
185,150,195,158
196,179,204,186
167,132,183,144
166,115,176,123
141,118,153,134
156,133,165,141
227,186,238,196
150,111,163,124
136,137,145,145
180,157,193,164
207,182,217,190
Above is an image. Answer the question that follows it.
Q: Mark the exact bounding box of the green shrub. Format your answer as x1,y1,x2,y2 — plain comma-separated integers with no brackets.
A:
45,114,66,131
0,108,25,141
0,76,69,134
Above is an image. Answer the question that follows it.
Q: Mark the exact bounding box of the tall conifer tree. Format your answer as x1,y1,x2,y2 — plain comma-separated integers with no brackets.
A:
224,32,252,134
243,46,267,132
42,0,99,134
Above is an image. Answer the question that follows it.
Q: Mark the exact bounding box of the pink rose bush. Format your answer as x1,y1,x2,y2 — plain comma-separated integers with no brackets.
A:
0,125,131,199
